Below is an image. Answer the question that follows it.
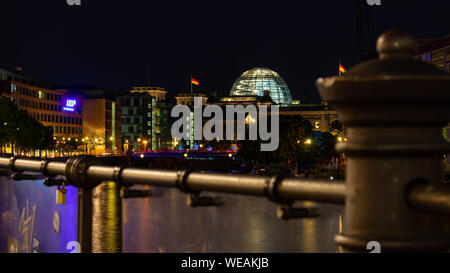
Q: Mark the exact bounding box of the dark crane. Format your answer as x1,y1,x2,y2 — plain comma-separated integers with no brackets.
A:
356,0,377,61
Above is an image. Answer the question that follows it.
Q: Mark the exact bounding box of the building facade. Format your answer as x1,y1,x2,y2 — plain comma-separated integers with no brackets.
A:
130,86,167,102
415,35,450,72
118,93,156,151
119,88,173,151
82,90,122,155
0,78,83,138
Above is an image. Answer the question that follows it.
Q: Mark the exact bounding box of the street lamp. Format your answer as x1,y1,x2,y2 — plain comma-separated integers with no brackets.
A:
143,140,148,151
305,139,312,145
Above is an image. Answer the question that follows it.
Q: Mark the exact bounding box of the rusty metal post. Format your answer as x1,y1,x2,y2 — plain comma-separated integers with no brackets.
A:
317,29,450,252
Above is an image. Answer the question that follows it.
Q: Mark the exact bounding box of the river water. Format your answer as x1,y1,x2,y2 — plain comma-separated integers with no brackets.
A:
0,174,343,253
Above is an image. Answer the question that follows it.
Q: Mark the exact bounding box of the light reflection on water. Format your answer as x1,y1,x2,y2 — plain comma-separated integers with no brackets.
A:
1,177,344,253
92,182,122,253
119,184,343,253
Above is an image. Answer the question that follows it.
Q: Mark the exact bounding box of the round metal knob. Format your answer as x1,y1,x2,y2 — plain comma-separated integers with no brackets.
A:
376,29,416,58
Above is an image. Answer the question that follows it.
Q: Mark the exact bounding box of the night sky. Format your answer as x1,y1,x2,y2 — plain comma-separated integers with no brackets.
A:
1,0,449,102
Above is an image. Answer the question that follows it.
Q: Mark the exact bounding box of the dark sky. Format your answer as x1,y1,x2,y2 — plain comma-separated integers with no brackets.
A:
1,0,449,102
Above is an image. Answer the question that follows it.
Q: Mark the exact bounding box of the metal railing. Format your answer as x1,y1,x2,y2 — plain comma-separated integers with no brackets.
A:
0,157,346,204
1,155,449,253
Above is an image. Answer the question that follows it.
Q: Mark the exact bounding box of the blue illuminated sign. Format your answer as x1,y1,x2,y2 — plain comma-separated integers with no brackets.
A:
63,99,77,112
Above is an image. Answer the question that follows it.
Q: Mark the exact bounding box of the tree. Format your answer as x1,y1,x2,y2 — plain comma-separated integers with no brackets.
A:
0,97,55,155
237,115,313,168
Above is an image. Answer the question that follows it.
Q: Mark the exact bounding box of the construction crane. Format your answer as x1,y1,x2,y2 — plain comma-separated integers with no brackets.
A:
356,0,377,61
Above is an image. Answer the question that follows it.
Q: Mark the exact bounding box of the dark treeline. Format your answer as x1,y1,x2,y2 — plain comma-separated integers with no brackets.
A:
0,97,55,155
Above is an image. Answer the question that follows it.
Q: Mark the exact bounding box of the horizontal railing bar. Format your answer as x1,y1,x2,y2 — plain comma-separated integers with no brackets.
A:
0,157,347,204
408,183,450,214
2,157,450,211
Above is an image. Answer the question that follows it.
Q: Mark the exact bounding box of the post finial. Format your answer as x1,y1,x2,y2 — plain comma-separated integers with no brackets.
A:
376,29,416,58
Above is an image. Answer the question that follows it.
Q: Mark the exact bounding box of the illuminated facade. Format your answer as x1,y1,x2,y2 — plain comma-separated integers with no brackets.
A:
130,86,167,102
175,93,208,107
118,93,156,151
415,35,450,72
230,68,292,106
119,90,173,151
0,79,83,138
82,90,122,155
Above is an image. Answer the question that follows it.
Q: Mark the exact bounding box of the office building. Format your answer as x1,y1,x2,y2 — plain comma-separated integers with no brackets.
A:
0,68,83,138
119,87,173,151
82,90,122,155
415,35,450,72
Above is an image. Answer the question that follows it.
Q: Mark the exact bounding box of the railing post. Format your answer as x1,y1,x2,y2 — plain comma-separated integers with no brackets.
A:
317,29,450,252
77,188,93,253
66,156,102,253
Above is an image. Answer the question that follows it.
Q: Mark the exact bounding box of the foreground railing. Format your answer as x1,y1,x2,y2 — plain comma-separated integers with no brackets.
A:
0,156,348,252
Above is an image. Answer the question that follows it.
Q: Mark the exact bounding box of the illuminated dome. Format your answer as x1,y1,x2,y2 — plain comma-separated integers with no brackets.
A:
230,68,292,105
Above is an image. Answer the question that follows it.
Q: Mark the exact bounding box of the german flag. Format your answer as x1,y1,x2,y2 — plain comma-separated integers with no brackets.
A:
191,78,200,86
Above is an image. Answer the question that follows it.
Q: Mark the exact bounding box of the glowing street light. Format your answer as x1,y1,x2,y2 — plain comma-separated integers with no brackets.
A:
305,139,312,145
143,140,148,151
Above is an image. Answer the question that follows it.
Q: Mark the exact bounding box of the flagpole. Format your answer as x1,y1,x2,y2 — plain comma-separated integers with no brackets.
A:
338,59,342,77
190,74,193,94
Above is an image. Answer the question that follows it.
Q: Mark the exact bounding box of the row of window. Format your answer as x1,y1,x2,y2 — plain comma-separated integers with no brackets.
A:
122,108,145,116
31,112,82,125
120,98,154,107
52,126,82,135
16,97,63,112
124,125,152,134
11,84,61,101
122,117,147,124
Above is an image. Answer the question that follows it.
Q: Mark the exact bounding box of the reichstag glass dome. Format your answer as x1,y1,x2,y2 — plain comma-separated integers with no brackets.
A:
230,68,292,105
